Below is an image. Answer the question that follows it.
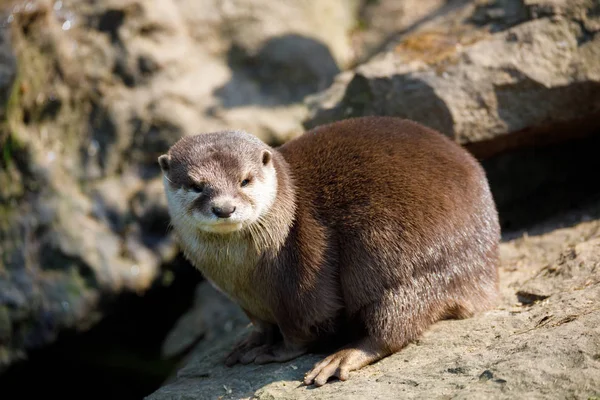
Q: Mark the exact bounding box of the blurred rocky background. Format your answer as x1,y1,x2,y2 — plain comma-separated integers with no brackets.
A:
0,0,598,399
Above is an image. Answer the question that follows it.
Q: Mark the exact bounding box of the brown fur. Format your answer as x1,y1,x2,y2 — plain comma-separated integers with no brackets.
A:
159,116,500,385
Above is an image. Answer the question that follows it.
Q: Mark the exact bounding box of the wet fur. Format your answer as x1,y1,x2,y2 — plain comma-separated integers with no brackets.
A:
161,116,500,375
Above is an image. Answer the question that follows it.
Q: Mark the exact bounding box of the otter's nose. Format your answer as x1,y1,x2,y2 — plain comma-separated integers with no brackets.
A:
212,205,236,219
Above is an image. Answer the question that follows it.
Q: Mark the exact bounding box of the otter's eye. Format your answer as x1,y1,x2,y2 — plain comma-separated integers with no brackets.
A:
190,183,204,193
240,178,251,187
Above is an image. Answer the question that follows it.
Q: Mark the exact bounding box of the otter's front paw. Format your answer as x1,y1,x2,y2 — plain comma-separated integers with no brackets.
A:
252,342,306,364
226,336,306,366
225,330,270,366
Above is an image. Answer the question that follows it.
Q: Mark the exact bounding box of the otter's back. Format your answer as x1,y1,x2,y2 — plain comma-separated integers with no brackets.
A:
278,117,495,235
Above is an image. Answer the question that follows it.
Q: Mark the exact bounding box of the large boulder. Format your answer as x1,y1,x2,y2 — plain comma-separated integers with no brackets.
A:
305,0,600,158
0,0,359,370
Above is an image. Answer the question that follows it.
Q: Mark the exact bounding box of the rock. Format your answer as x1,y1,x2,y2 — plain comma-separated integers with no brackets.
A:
0,22,16,119
348,0,446,65
77,0,359,170
305,0,600,159
161,282,247,360
147,206,600,400
0,0,362,371
0,170,172,369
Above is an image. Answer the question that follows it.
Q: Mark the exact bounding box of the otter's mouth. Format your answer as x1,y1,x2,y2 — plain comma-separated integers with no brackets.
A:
198,221,244,234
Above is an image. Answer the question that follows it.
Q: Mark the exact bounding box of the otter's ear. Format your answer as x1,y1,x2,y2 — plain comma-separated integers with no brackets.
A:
261,150,272,166
158,154,171,172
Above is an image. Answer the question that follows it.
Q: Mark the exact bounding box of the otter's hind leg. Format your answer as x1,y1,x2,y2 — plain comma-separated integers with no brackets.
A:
303,287,439,386
303,228,454,386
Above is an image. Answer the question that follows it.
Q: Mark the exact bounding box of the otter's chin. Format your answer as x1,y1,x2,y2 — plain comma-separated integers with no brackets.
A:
198,222,244,234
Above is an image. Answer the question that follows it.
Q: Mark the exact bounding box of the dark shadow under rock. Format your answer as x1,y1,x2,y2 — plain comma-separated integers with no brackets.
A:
482,131,600,235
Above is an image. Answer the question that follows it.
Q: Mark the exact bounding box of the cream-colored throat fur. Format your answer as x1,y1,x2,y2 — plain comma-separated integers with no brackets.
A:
180,227,274,323
164,182,276,323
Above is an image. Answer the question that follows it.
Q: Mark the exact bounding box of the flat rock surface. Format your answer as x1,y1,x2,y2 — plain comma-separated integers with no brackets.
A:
148,206,600,400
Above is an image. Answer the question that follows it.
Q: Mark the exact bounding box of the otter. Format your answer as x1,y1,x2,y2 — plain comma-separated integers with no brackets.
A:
158,116,500,387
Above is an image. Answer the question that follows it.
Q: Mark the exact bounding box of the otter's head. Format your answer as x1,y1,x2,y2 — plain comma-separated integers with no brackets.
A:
158,131,277,234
